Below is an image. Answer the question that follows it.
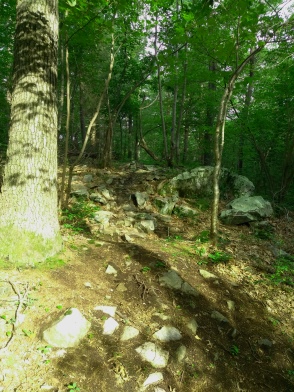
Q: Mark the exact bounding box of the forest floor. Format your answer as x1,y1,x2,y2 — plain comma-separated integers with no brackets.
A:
0,163,293,392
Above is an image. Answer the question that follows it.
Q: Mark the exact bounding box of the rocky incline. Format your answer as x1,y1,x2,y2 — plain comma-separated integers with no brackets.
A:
0,162,293,392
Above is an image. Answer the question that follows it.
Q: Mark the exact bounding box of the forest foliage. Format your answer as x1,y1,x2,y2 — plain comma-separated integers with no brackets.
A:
1,0,294,206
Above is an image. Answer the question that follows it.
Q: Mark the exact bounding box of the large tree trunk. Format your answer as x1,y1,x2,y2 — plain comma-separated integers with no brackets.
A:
0,0,62,264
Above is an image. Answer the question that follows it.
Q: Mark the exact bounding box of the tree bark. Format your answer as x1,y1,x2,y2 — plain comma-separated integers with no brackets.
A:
210,46,264,245
154,15,168,162
0,0,62,264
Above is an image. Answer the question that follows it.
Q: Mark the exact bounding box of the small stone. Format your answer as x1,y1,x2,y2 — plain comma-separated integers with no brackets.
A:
70,185,89,197
142,372,163,388
211,310,229,323
176,345,187,362
100,188,113,200
93,305,117,317
258,339,273,348
227,300,235,311
84,282,92,288
136,220,155,233
105,265,118,276
153,326,182,342
89,193,107,204
103,317,119,335
199,269,218,279
159,270,183,290
135,342,169,368
186,319,198,334
120,326,139,341
40,384,54,390
83,174,93,183
116,283,127,292
181,282,199,297
122,234,134,243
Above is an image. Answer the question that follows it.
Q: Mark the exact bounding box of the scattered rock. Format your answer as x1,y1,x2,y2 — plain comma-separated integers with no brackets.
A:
211,310,229,323
181,282,199,297
89,193,107,204
135,219,156,233
186,319,198,334
70,184,89,197
135,342,169,368
121,234,134,243
83,174,93,183
159,270,199,297
43,308,91,348
93,211,114,226
153,313,170,321
105,265,118,276
103,317,119,335
120,326,139,341
176,345,187,363
99,188,113,200
199,269,218,280
258,338,273,348
153,326,182,342
153,196,178,215
142,372,163,388
93,305,117,317
173,204,198,217
227,300,235,311
159,270,183,290
116,283,128,292
131,192,149,208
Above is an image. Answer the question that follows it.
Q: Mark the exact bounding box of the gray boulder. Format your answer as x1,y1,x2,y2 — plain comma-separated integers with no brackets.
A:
220,196,273,225
157,166,254,199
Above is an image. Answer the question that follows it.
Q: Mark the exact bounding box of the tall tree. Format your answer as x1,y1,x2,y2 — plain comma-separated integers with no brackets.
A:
0,0,62,264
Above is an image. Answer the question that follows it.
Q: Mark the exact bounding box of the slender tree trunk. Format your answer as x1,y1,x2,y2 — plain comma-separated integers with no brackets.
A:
60,38,70,208
238,55,255,173
203,61,216,165
210,46,264,245
0,0,62,264
58,38,65,138
128,115,133,159
154,15,168,162
65,32,115,204
176,43,188,163
79,80,86,143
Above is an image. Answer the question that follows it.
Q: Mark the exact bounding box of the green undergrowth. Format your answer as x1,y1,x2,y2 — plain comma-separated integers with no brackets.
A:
61,199,100,233
164,231,231,265
36,255,66,271
268,256,294,286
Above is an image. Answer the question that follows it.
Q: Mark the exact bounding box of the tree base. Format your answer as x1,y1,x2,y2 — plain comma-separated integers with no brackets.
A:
0,226,63,267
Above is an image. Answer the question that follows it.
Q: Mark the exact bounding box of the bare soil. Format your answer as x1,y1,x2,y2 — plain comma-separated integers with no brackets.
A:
0,164,293,392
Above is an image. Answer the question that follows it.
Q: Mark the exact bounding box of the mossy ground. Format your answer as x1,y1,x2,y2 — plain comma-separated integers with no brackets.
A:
0,226,63,267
